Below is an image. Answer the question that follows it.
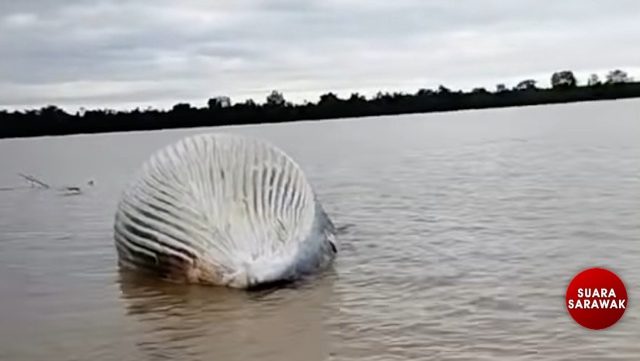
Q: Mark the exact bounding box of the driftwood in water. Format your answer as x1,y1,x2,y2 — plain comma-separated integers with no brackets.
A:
12,173,92,196
60,186,82,196
18,173,50,189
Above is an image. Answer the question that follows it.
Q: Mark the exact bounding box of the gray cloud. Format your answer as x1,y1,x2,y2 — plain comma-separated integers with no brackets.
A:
1,0,639,110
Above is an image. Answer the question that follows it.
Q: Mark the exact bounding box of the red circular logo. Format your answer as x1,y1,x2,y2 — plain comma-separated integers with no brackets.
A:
566,267,628,330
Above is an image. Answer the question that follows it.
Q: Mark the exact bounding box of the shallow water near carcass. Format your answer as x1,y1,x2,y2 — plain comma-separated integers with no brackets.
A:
1,99,639,360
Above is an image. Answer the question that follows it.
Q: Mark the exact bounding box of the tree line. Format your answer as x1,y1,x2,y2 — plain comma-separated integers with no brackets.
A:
1,69,638,139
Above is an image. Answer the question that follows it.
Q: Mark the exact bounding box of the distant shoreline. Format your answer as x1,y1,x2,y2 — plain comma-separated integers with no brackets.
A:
2,82,639,139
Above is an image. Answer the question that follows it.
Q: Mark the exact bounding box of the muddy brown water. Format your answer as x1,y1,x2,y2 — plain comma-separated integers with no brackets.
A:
1,99,639,360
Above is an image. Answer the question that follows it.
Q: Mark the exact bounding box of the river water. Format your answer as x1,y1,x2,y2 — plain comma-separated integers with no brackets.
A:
0,99,638,360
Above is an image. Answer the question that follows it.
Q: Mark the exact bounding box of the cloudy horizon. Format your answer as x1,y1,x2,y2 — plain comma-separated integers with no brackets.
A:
1,0,639,111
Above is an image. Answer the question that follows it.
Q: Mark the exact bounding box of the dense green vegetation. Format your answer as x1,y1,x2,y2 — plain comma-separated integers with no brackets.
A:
1,70,638,139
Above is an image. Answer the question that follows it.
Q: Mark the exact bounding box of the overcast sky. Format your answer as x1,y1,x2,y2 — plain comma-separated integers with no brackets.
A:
1,0,639,111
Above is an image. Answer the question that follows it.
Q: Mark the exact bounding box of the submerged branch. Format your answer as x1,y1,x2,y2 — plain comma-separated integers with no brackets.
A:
18,173,50,189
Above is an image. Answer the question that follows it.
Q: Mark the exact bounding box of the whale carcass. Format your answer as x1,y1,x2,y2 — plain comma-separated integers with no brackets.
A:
114,133,337,288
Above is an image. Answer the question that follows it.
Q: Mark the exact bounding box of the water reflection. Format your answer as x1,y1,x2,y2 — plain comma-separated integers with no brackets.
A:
117,270,337,361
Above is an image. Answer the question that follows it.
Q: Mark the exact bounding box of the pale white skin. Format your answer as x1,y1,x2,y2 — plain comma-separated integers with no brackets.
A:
114,133,337,288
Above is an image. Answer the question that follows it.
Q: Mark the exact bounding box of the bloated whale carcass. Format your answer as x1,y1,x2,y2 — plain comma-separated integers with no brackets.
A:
114,133,337,288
